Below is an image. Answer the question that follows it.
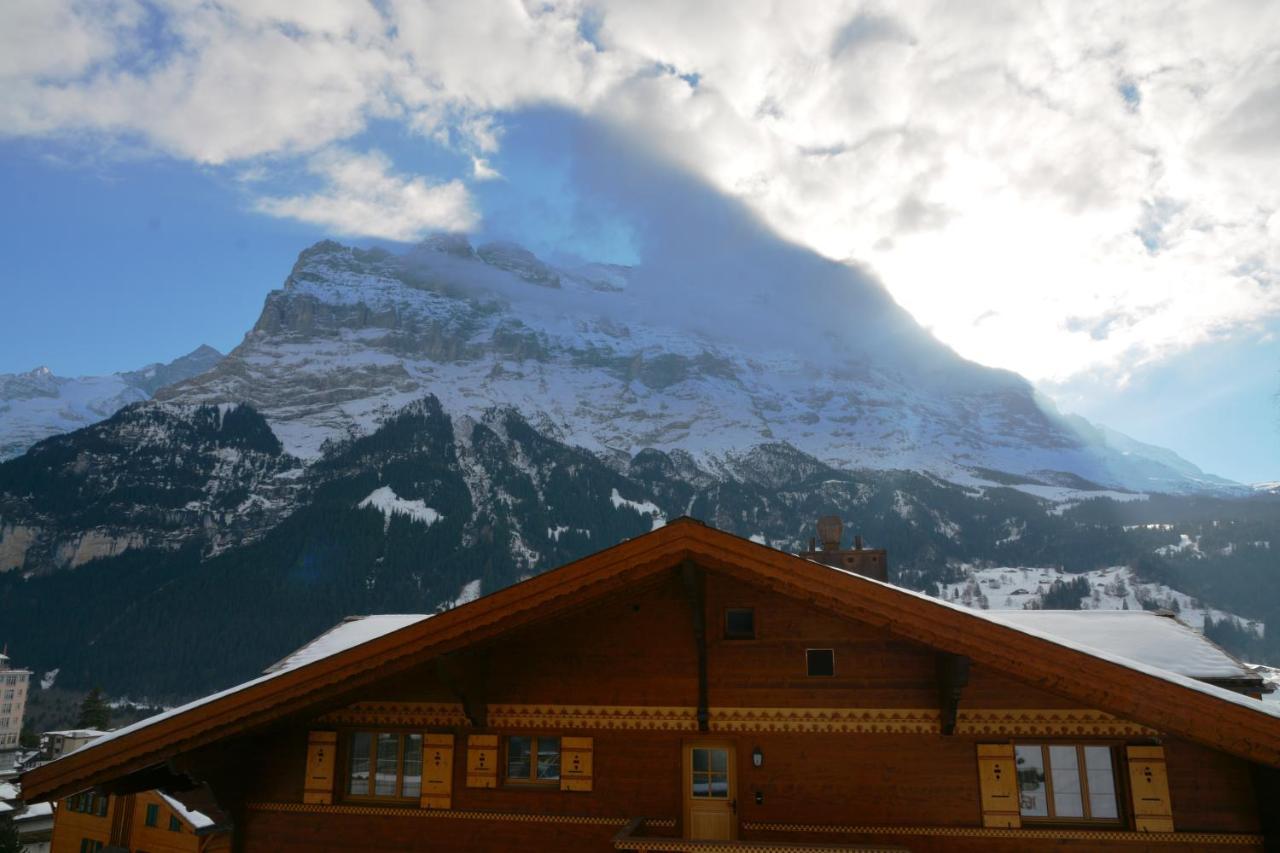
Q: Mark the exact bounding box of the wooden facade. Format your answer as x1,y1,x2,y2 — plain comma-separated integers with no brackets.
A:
21,519,1280,852
48,788,229,853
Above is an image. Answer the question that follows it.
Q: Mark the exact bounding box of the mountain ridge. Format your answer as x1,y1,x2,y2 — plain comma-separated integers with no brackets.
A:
156,236,1234,494
0,344,224,459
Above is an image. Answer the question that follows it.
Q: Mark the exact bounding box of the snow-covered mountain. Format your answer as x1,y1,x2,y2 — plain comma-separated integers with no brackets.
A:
0,345,223,459
158,238,1232,494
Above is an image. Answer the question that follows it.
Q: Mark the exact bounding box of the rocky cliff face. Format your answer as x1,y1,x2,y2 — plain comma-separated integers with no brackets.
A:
159,238,1231,493
0,402,301,574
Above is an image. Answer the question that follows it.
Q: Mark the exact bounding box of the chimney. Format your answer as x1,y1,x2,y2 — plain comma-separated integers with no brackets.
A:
816,515,842,551
796,517,888,582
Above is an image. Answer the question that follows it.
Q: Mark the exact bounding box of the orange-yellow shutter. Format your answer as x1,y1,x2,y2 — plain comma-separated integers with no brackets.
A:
976,743,1021,828
420,733,455,809
466,734,499,788
560,737,593,792
303,731,337,805
1127,745,1174,832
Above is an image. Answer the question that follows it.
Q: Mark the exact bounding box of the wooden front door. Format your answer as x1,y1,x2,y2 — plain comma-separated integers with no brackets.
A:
683,741,737,840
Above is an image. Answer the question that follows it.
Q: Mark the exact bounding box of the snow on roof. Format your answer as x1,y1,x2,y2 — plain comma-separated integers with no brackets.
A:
820,560,1280,723
57,614,431,762
159,791,215,830
264,614,430,673
15,801,53,820
44,729,107,738
0,780,18,800
0,801,11,814
987,610,1251,680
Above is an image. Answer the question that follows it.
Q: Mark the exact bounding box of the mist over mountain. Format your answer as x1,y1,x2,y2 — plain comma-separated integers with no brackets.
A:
150,120,1235,494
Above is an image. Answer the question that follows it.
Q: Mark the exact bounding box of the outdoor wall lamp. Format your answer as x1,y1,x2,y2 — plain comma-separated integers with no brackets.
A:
752,746,764,768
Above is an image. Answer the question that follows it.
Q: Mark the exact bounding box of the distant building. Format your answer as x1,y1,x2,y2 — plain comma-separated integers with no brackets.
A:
2,779,53,853
0,651,31,770
42,730,107,761
49,788,229,853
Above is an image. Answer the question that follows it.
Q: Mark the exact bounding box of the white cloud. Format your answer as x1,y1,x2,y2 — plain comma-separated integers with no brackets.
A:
255,149,477,240
2,0,1278,384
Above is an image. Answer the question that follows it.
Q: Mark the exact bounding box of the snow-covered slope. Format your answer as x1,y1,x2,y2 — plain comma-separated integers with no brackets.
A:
937,563,1264,637
159,239,1230,493
0,345,223,459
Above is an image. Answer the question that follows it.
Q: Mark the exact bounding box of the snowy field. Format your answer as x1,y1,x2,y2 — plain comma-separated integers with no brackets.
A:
936,563,1263,637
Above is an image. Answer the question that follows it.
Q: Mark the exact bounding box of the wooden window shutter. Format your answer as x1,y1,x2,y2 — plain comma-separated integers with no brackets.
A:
420,733,455,809
976,743,1021,828
466,734,498,788
303,731,337,805
1127,745,1174,832
561,736,593,792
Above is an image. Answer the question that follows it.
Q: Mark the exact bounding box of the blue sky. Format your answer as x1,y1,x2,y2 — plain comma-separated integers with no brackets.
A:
1,1,1278,483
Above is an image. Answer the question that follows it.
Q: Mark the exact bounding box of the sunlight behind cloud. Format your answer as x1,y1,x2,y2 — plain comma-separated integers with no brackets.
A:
1,0,1277,385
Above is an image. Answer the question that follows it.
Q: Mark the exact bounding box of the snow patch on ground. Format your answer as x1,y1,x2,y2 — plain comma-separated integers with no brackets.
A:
39,669,59,690
452,579,481,608
610,487,666,530
1156,533,1201,557
547,525,591,542
357,485,443,532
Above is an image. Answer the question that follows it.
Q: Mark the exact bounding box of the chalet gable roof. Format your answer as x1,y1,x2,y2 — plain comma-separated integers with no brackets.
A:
21,518,1280,802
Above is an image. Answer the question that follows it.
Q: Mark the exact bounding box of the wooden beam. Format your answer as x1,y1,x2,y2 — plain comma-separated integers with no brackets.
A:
435,651,488,729
680,560,709,732
936,653,970,736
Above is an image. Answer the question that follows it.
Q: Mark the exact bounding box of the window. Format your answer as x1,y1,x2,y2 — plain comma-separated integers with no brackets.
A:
145,802,159,826
806,648,835,677
724,608,755,639
95,795,108,817
169,814,182,831
1015,744,1119,822
505,735,560,784
346,731,424,800
79,840,104,853
690,747,730,798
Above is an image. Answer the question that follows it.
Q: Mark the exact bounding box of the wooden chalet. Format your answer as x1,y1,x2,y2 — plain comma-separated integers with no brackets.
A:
19,518,1280,852
49,787,228,853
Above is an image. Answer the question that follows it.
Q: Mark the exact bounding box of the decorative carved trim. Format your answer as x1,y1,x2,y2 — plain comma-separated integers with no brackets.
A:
316,702,470,728
314,703,1153,737
711,707,939,734
955,709,1156,737
487,704,699,731
246,801,674,828
742,823,1261,846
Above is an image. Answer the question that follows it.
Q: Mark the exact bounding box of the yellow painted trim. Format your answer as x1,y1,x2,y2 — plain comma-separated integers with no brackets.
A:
488,704,699,731
314,703,1154,736
315,702,469,727
245,801,674,828
741,822,1262,846
711,707,938,734
956,709,1157,737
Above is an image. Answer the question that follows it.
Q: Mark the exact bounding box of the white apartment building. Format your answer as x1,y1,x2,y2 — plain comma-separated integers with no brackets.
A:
0,651,31,749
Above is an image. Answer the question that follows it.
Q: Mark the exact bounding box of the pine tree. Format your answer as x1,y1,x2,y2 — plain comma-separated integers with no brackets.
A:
76,687,111,730
0,815,24,853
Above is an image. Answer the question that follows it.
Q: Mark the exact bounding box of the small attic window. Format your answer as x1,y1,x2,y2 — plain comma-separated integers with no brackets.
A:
806,648,835,677
724,608,755,639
